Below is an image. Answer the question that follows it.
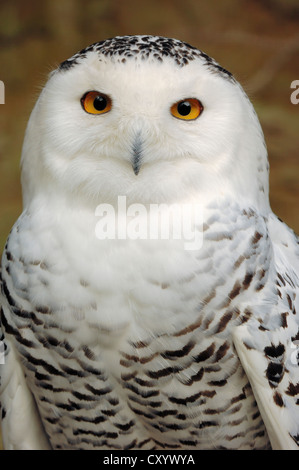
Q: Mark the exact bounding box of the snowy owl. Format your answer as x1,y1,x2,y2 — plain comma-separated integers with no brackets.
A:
0,35,298,450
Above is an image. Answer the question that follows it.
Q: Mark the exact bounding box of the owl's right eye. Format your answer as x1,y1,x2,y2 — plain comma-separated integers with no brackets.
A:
170,98,203,121
81,91,112,115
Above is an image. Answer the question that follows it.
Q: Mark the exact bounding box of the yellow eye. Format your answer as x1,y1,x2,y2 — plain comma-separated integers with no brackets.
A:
171,98,203,121
81,91,112,115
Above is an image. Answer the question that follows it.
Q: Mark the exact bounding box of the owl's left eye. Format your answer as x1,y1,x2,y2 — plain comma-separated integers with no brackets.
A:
171,98,203,121
81,91,112,115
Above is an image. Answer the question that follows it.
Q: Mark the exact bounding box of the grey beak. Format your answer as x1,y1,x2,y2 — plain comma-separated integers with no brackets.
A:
131,134,143,176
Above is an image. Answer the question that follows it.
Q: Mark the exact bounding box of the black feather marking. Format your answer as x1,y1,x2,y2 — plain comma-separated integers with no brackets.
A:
58,35,235,80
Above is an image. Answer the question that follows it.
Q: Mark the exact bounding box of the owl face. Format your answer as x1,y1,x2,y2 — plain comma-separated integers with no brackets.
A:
21,36,269,210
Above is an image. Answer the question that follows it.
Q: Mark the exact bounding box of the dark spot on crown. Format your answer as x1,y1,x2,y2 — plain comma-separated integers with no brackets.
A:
59,58,79,70
58,35,235,81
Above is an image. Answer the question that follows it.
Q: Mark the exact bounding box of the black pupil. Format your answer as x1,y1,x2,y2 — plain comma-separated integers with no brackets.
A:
93,95,107,111
177,101,191,116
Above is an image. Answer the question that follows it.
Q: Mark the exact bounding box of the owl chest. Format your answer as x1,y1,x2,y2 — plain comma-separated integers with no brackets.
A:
21,229,211,334
11,202,269,338
5,216,271,449
8,215,260,355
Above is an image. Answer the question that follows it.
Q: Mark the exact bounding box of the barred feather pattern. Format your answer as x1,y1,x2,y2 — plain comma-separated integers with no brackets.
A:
2,198,295,450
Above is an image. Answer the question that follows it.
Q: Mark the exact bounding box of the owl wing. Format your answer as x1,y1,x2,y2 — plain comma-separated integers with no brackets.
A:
0,279,51,450
233,322,299,450
233,215,299,450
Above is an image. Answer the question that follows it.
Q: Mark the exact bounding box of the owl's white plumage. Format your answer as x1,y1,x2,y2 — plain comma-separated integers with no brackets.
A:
0,36,298,450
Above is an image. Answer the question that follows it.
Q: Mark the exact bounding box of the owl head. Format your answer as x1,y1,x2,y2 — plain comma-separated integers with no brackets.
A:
21,35,269,213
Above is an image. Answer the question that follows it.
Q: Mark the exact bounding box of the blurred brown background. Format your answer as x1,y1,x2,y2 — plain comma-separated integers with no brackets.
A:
0,0,298,450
